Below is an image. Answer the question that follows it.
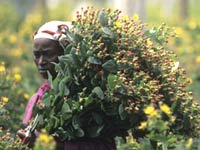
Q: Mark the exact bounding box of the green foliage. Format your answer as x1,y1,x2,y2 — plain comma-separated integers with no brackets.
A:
34,7,200,149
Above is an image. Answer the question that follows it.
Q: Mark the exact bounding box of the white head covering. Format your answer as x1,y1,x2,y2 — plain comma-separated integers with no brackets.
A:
33,21,72,41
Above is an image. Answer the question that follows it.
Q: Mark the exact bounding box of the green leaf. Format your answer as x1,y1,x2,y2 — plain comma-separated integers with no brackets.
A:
101,103,118,115
61,102,72,114
65,29,75,43
72,115,80,129
87,56,102,65
96,125,104,135
101,27,114,38
62,113,72,121
98,10,108,27
64,86,70,96
58,81,65,95
87,125,104,137
58,76,71,96
51,95,61,106
102,59,117,73
54,99,64,113
47,71,53,86
71,53,81,67
84,96,94,107
92,112,103,125
107,74,118,90
59,54,74,64
183,113,191,130
37,114,44,126
74,128,85,137
139,138,153,150
74,33,83,43
54,63,62,73
92,86,104,100
49,116,55,129
119,104,127,120
42,95,51,107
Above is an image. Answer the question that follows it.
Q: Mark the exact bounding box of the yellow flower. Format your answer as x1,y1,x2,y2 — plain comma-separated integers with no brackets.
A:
132,14,139,21
138,121,147,129
186,138,193,148
23,93,29,100
175,27,183,37
122,15,129,21
144,105,158,117
41,128,47,133
8,34,17,44
0,65,5,73
11,48,22,58
160,104,171,115
195,56,200,63
144,105,154,114
14,74,21,82
38,134,51,143
2,96,9,103
115,21,122,28
188,20,197,30
146,38,153,47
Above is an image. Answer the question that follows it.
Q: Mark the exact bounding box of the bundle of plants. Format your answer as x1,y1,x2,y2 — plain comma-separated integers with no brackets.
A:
35,7,200,145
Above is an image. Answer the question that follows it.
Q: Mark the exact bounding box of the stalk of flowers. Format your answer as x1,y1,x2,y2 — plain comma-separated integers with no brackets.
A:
35,7,200,146
0,127,22,150
0,62,27,134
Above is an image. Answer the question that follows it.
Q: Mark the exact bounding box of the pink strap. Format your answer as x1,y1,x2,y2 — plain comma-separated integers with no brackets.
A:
23,82,51,125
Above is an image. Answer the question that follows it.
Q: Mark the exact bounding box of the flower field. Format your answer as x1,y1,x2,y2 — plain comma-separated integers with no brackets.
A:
0,2,200,150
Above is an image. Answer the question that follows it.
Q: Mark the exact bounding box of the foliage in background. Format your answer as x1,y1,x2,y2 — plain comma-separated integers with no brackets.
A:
33,7,200,149
0,63,23,150
0,62,27,132
172,20,200,102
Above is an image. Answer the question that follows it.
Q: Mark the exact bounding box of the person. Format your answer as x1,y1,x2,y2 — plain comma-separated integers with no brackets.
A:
18,21,116,150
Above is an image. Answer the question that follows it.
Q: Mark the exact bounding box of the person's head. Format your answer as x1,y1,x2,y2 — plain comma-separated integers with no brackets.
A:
33,21,72,79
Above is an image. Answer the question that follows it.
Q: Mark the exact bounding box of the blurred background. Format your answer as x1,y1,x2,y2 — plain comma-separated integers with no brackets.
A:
0,0,200,133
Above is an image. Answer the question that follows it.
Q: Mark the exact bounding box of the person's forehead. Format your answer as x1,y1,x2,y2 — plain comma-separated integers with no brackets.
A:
33,38,59,49
34,38,56,45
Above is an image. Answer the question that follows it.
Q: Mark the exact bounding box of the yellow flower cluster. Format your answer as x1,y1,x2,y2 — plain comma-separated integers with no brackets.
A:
146,38,153,47
37,129,54,143
186,138,193,148
196,56,200,64
8,34,17,44
23,93,29,100
38,134,52,143
160,103,171,115
0,64,5,73
14,74,21,82
0,96,9,107
175,27,184,37
114,13,139,29
188,20,197,30
138,121,147,130
115,21,122,28
144,105,158,117
132,14,139,21
11,48,22,58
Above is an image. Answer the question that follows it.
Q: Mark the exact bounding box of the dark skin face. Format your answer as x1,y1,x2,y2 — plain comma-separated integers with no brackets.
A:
33,38,64,79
